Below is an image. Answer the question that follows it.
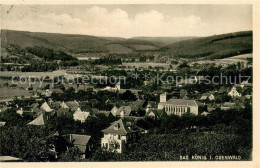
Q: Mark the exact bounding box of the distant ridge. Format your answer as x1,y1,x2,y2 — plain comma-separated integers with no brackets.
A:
1,29,252,59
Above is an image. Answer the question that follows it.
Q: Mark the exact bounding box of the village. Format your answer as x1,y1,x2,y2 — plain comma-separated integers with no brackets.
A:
0,53,253,161
0,4,254,162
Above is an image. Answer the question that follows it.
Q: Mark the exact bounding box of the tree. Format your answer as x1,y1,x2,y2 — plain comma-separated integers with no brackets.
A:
0,126,59,161
120,90,137,101
44,84,50,90
59,147,83,161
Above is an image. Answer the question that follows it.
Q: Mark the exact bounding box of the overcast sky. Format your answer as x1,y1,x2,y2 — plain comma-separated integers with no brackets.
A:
1,4,252,38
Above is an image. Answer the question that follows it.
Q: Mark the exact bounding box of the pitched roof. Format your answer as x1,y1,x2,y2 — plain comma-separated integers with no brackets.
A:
91,108,99,114
50,88,64,94
223,102,236,107
63,134,91,153
219,87,228,93
28,114,45,126
97,110,111,117
200,95,208,100
40,102,53,113
116,106,132,116
147,101,156,107
65,134,91,146
161,99,198,107
0,122,6,126
65,101,79,111
130,99,145,111
102,119,134,135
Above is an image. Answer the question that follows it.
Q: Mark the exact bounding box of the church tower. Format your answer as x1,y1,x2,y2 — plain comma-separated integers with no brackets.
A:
160,92,167,103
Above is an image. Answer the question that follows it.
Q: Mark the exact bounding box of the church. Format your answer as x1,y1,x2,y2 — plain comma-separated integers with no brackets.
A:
158,92,199,116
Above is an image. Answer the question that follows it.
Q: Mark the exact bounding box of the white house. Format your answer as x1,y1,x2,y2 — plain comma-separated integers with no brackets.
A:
158,92,199,116
101,119,139,153
101,82,121,92
228,87,241,98
73,107,90,123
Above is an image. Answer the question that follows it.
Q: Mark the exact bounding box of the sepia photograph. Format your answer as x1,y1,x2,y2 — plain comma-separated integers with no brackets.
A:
0,0,259,167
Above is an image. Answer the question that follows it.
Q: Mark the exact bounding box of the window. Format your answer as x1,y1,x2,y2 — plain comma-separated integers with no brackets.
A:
118,135,121,140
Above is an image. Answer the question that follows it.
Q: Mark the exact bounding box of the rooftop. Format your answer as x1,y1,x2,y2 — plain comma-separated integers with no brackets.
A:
160,99,198,107
102,119,135,135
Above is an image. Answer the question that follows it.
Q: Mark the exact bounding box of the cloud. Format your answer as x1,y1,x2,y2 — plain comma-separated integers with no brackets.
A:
0,6,250,38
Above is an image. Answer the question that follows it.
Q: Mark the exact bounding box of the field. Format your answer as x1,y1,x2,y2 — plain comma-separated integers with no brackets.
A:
0,87,32,99
123,62,170,68
228,53,252,59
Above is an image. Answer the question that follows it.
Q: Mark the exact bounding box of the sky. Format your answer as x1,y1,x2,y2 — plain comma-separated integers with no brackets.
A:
0,4,252,38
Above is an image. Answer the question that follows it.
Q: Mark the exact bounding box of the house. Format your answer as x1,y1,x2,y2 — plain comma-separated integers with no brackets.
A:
240,80,252,89
158,92,199,116
41,102,54,113
0,121,6,127
207,103,220,112
60,101,69,109
50,88,64,94
0,104,10,113
41,89,52,97
200,93,215,101
130,99,146,112
73,107,90,123
63,134,92,159
218,86,228,94
146,110,156,118
61,100,79,111
101,119,141,153
220,102,236,110
111,106,118,116
40,102,54,119
28,114,45,126
228,87,242,98
201,111,209,116
105,98,125,107
110,106,133,118
16,107,34,116
145,101,156,113
146,109,165,119
96,110,111,117
101,82,121,92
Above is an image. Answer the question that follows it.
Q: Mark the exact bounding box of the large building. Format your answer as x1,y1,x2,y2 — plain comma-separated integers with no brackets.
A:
158,93,199,116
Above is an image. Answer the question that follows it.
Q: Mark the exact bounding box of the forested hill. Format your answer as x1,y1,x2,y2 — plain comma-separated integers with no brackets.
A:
163,31,252,59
